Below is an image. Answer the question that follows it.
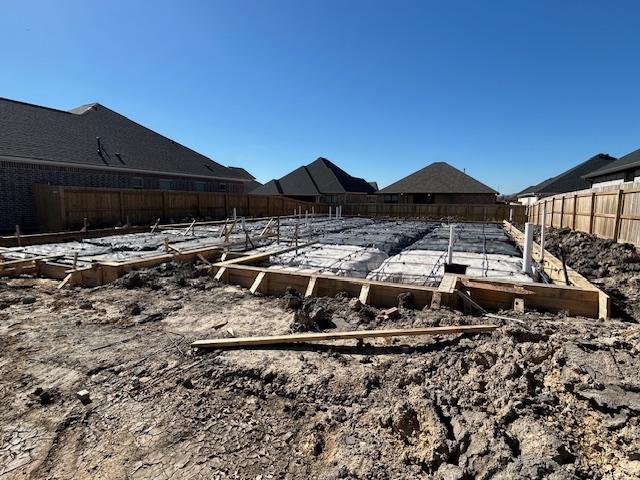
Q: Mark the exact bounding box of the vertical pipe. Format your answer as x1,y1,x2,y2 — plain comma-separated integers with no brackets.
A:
539,205,546,264
329,206,332,219
509,207,513,223
305,210,308,227
522,222,534,275
233,208,237,221
312,206,315,217
447,224,454,264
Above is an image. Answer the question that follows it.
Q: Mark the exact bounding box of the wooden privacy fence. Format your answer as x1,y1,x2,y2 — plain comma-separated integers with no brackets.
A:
33,185,327,231
32,185,526,232
342,202,526,223
527,185,640,246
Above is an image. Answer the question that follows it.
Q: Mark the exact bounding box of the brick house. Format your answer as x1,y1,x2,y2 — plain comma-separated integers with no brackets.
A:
0,97,256,231
378,162,498,204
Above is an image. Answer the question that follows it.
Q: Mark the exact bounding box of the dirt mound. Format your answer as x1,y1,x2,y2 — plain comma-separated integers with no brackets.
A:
534,227,640,321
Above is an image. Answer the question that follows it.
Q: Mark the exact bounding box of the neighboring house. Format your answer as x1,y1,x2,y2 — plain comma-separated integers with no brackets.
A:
0,97,255,231
584,148,640,188
251,157,377,203
228,166,263,193
378,162,497,204
516,153,617,204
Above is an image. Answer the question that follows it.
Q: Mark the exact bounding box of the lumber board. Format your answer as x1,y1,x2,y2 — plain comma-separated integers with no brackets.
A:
305,276,318,298
460,279,534,295
191,324,498,349
358,283,371,304
213,241,318,267
438,274,458,293
249,271,267,294
216,264,602,318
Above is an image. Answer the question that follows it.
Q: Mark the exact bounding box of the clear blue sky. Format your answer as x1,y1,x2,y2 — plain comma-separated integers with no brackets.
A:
2,0,639,193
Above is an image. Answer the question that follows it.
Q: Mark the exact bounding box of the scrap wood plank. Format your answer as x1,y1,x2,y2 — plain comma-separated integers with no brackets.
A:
191,324,498,349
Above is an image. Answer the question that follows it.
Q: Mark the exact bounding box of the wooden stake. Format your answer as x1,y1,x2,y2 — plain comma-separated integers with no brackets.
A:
191,324,498,349
151,218,160,233
15,225,21,246
183,219,196,236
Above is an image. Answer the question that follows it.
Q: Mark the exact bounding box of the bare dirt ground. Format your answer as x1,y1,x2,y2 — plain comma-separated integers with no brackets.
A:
1,258,639,479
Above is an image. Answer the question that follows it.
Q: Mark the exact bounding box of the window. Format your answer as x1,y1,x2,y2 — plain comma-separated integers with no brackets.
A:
194,181,206,192
383,194,399,204
219,183,227,192
132,177,144,189
159,179,172,191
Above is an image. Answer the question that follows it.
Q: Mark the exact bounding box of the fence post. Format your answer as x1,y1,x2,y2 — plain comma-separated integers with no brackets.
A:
551,197,555,228
59,187,67,230
162,192,168,221
572,194,578,229
613,189,624,242
224,194,229,218
560,196,565,227
119,191,125,225
589,192,596,234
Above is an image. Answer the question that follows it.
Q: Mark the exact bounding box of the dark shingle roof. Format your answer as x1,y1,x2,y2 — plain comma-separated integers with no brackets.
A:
583,148,640,179
251,157,376,196
0,97,246,180
227,166,256,180
379,162,498,195
368,181,379,191
517,154,617,196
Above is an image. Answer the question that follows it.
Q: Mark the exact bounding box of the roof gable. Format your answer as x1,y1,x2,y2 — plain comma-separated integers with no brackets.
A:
518,153,617,196
584,148,640,179
251,157,376,196
379,162,497,194
0,97,245,180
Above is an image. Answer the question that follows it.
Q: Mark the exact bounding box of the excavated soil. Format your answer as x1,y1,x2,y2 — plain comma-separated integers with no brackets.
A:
533,227,640,322
1,263,639,479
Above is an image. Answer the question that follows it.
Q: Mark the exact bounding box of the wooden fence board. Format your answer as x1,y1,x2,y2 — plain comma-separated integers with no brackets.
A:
529,185,640,248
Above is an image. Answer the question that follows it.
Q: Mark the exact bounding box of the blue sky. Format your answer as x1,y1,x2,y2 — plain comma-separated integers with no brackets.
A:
1,0,639,193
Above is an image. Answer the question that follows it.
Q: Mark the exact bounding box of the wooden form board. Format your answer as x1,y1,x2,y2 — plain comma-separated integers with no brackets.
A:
503,221,609,319
210,263,603,318
192,324,498,349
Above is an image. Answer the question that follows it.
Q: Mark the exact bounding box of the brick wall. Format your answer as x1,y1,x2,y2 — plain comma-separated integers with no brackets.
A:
0,160,244,232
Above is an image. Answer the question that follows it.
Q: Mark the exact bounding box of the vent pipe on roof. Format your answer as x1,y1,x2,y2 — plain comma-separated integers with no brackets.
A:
96,137,109,166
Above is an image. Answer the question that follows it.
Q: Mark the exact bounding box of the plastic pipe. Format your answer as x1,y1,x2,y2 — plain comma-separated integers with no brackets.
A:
447,224,454,264
539,205,546,263
522,222,534,275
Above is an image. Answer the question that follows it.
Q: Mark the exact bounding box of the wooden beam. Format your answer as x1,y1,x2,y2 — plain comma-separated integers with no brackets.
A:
214,266,227,281
191,324,498,349
57,273,73,290
513,297,525,314
213,241,318,267
305,275,318,298
358,283,371,304
438,273,458,293
249,271,267,294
